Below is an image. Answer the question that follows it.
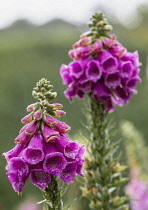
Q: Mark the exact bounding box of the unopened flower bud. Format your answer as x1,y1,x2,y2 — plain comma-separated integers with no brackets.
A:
54,121,71,133
33,111,42,121
27,103,39,112
42,100,49,107
44,114,58,126
97,20,104,25
104,24,113,31
103,38,116,48
68,49,75,59
79,37,92,46
42,124,60,142
51,103,63,111
25,120,38,135
91,40,103,53
40,87,46,92
90,200,102,209
37,92,44,99
92,187,98,195
21,114,33,124
44,91,57,100
19,124,28,134
80,31,93,38
109,33,117,40
15,131,31,145
54,110,66,117
113,196,127,207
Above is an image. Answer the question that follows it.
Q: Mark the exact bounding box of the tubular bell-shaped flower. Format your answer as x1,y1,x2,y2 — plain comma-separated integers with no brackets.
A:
23,133,44,165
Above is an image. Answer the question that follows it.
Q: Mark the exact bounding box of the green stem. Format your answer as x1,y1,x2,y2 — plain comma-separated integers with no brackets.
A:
42,176,63,210
82,96,128,209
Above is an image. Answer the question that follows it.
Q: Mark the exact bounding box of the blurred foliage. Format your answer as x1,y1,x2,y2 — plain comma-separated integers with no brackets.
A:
120,120,148,179
0,4,148,210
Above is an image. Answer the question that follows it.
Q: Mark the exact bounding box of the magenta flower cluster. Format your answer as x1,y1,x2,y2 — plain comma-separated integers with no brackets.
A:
3,103,85,194
60,34,141,112
125,168,148,210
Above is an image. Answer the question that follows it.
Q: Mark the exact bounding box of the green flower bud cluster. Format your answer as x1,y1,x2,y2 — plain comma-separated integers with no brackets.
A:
31,78,65,118
32,78,57,102
87,12,113,39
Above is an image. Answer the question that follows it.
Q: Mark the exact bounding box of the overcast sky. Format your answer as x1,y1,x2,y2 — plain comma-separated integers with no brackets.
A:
0,0,147,29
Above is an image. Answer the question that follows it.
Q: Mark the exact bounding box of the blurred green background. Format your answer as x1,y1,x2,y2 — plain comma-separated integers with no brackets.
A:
0,4,148,210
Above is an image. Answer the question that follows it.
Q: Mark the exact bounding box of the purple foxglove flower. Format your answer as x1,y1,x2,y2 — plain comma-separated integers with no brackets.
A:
125,171,148,210
31,169,51,190
80,56,91,69
78,72,88,84
104,98,115,113
77,81,92,93
54,121,71,134
86,60,102,82
33,111,42,121
64,141,79,159
44,114,58,126
31,166,51,190
91,40,103,53
60,64,72,85
114,86,132,103
21,114,33,124
69,61,84,78
3,144,25,161
127,77,141,90
105,72,121,89
19,124,28,134
42,124,60,142
23,133,44,165
121,51,141,67
76,159,85,177
92,81,110,103
8,157,30,176
109,45,127,58
132,67,141,78
64,85,77,102
60,161,77,184
98,50,118,74
7,172,29,194
111,95,124,107
25,120,38,135
54,134,70,153
54,110,66,117
76,90,84,100
76,145,85,160
120,61,133,78
43,142,67,176
15,131,31,145
60,64,69,76
74,46,91,59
